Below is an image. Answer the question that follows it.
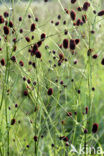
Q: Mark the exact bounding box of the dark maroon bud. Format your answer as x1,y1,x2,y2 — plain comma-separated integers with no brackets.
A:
1,58,5,66
34,136,38,142
77,89,80,94
25,37,30,42
51,144,54,147
37,40,42,47
74,60,78,64
11,56,16,62
23,77,26,81
91,30,95,34
58,61,61,66
0,15,4,24
70,10,76,21
74,112,77,115
58,15,61,19
92,87,95,91
33,81,36,86
63,39,69,49
27,79,31,84
19,60,24,67
85,106,88,114
71,0,77,3
65,8,69,14
30,23,35,32
3,26,9,35
70,39,76,50
0,48,2,51
47,88,53,96
19,16,22,21
67,112,72,117
32,62,36,68
26,145,29,148
55,21,59,26
28,14,31,18
51,20,54,24
66,142,69,146
82,15,87,23
28,59,32,64
44,0,48,2
64,29,68,35
75,39,80,45
101,58,104,65
77,7,82,11
83,2,90,11
15,104,18,108
24,90,28,96
35,50,41,58
63,20,66,25
92,54,98,59
92,123,98,133
60,80,64,85
41,33,46,40
63,136,69,142
9,21,13,28
4,12,9,18
93,10,96,14
11,118,16,125
59,53,64,60
76,19,82,26
33,44,38,52
98,10,104,16
84,129,88,134
13,38,16,43
31,35,34,40
35,17,38,22
20,29,23,33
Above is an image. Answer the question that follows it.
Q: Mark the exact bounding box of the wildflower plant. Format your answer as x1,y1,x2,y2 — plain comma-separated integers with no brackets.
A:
0,0,104,155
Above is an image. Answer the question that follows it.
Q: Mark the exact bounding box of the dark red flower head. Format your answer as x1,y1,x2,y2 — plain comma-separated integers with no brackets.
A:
47,88,53,96
75,39,80,45
35,50,41,58
71,0,77,4
76,19,82,26
19,16,22,21
1,58,5,66
70,10,76,21
11,56,16,62
3,26,9,35
98,10,104,16
92,123,98,133
19,60,24,67
65,8,69,14
82,15,87,23
63,39,69,49
30,23,36,32
101,58,104,65
4,12,9,18
11,118,16,125
34,136,38,141
9,21,13,28
41,33,46,40
83,2,90,11
0,15,4,24
25,37,30,42
70,39,76,50
24,90,28,96
85,106,88,114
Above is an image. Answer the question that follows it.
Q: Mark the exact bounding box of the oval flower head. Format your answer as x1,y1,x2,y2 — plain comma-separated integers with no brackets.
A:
92,123,99,133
